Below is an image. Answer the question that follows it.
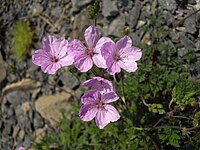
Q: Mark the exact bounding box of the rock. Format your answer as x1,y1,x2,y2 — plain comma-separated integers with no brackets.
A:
18,130,25,140
105,14,126,37
35,91,71,125
33,112,44,129
158,0,177,12
188,0,197,5
117,0,133,11
5,91,29,106
136,20,146,29
184,10,197,34
0,52,6,89
126,0,141,29
51,6,62,18
23,135,31,148
169,31,180,43
164,11,174,26
21,102,31,115
58,72,80,90
2,78,41,95
179,33,195,49
178,48,188,57
71,0,93,14
31,2,44,16
72,9,92,40
102,0,119,18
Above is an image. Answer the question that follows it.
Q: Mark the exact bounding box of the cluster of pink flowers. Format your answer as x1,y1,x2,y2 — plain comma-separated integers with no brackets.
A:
32,25,142,129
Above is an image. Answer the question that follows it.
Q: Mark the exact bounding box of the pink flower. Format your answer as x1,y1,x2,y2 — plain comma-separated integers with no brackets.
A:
82,76,115,93
101,36,142,75
32,35,74,74
79,90,120,129
69,25,112,72
18,147,25,150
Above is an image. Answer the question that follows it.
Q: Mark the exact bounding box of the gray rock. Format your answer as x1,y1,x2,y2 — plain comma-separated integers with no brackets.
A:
188,0,197,5
6,91,30,105
15,105,23,117
23,135,31,148
164,11,174,26
0,52,6,89
51,6,62,18
102,0,119,18
130,33,141,45
158,0,177,12
117,0,133,11
195,39,200,52
58,72,80,90
31,2,44,16
71,0,93,14
33,112,44,129
184,10,197,34
104,14,126,37
179,33,195,49
127,0,141,29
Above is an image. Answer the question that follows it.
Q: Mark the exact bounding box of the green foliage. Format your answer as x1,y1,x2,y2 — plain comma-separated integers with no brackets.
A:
158,128,181,148
13,20,33,60
88,1,100,20
34,9,200,150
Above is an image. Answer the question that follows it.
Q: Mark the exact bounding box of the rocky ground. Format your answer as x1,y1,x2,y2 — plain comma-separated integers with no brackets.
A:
0,0,200,149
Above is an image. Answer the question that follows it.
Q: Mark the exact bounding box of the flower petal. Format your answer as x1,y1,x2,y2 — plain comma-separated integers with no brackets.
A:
101,41,116,60
92,54,107,69
102,92,119,103
41,62,61,74
95,104,120,129
118,59,138,73
120,47,142,62
42,35,57,54
81,90,101,104
74,51,93,72
79,104,98,121
32,49,52,66
106,57,121,75
84,25,101,48
82,77,116,92
116,36,132,51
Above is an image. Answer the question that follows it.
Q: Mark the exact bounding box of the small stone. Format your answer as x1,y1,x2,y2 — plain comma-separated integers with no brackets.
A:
35,92,71,125
105,14,126,37
136,20,146,29
117,0,133,11
164,11,174,26
18,130,25,140
71,0,93,14
179,33,195,49
184,10,197,34
21,102,31,115
58,72,80,90
51,6,62,18
169,31,180,43
31,2,44,16
72,9,92,40
178,48,188,57
12,126,20,138
127,0,141,29
102,0,119,18
23,135,31,148
33,112,44,129
0,52,6,89
15,105,23,117
158,0,177,12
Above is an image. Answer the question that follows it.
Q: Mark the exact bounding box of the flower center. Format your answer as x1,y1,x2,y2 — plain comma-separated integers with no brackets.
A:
114,53,121,61
51,56,59,62
97,101,104,110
